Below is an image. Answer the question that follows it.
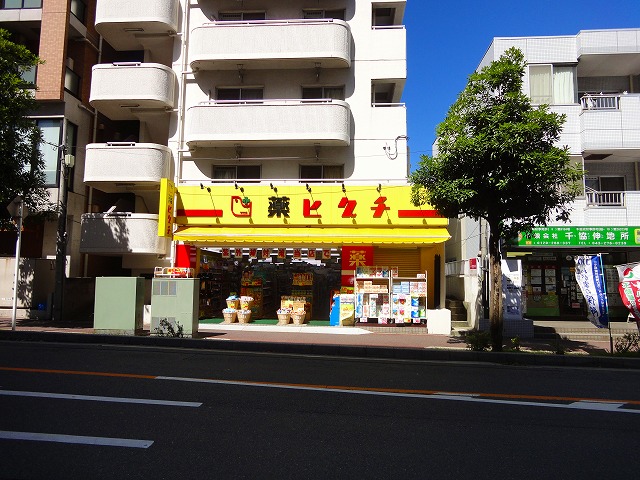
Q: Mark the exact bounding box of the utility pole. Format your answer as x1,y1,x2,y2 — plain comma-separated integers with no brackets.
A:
52,148,74,322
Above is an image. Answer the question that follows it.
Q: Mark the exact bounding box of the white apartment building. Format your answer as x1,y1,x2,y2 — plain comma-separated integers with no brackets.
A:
449,28,640,327
83,0,450,322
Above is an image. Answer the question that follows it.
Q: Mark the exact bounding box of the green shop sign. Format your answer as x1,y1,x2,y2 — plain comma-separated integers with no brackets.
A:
518,226,640,247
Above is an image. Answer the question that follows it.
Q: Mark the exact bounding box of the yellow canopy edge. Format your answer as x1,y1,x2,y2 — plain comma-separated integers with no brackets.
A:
173,226,450,247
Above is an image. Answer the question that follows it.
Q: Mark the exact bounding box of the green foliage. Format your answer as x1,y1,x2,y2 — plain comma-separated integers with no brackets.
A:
614,333,640,355
464,330,491,351
410,47,583,241
510,336,521,351
410,47,583,351
0,28,51,229
154,318,185,338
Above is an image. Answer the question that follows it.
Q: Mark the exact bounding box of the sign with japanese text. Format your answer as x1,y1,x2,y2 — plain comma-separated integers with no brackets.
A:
158,178,176,237
341,246,374,287
174,185,445,228
518,226,640,247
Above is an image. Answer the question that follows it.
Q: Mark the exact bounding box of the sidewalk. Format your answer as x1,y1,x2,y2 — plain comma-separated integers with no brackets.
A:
2,315,639,369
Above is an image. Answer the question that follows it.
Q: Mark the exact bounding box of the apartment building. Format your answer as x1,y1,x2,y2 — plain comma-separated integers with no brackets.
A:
81,0,449,323
0,0,98,318
448,29,640,327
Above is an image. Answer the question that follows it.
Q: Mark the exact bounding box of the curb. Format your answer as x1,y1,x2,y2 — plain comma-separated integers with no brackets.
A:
1,330,640,369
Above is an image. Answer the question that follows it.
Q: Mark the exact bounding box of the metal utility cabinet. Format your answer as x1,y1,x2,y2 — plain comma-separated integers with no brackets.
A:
150,278,199,337
94,277,144,334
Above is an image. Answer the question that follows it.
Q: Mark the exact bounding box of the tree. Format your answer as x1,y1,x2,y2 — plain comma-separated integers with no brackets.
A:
0,28,51,229
410,47,583,351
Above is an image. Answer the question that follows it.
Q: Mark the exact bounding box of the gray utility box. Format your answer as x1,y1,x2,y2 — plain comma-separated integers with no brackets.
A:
150,278,199,337
94,277,144,335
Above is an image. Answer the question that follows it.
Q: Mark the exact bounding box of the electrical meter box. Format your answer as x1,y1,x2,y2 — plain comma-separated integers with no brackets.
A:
150,278,199,337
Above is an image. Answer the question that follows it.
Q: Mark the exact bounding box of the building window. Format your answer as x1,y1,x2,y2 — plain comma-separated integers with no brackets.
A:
529,65,576,105
303,9,346,20
217,87,263,101
70,0,86,23
302,86,345,100
300,165,344,181
64,68,81,97
372,82,395,104
372,7,395,26
213,165,261,181
218,11,266,21
1,0,42,8
20,64,37,87
586,176,625,192
36,119,62,186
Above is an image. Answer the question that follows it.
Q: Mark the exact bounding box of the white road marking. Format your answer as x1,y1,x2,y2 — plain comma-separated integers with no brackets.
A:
0,389,201,407
0,431,153,448
156,376,640,414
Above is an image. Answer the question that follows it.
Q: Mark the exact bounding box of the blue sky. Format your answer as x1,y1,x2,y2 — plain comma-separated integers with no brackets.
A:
402,0,640,171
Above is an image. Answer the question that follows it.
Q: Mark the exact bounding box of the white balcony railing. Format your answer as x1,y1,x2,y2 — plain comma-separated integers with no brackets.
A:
585,189,626,207
189,19,351,70
95,0,179,50
84,143,172,193
581,94,620,110
89,63,176,120
80,213,169,255
185,99,351,147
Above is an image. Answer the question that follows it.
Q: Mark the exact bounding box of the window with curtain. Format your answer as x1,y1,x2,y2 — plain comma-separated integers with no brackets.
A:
529,65,576,105
302,86,345,100
300,165,344,181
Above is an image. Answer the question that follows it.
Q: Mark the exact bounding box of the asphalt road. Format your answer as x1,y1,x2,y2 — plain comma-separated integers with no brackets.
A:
1,341,639,479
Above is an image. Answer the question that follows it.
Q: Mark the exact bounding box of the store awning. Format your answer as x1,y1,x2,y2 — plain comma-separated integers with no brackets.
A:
173,226,450,247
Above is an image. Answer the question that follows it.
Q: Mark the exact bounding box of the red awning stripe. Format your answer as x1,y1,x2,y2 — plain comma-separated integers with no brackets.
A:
397,210,442,218
176,209,224,217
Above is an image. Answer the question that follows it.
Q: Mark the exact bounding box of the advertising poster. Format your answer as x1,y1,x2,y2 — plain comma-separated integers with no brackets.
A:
574,255,609,328
616,262,640,332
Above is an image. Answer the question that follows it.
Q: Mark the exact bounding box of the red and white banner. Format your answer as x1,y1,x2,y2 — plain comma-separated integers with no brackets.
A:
277,248,286,259
617,262,640,331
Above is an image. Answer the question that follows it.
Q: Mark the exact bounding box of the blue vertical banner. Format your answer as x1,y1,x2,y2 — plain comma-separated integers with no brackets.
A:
574,254,609,328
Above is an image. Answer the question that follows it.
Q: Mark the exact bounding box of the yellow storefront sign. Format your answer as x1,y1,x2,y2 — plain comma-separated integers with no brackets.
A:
174,184,448,228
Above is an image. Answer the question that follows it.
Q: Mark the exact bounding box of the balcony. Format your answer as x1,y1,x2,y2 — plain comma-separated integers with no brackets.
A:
95,0,178,50
189,19,351,71
586,188,625,207
89,63,176,121
580,94,640,151
84,143,172,193
80,213,169,255
185,99,351,148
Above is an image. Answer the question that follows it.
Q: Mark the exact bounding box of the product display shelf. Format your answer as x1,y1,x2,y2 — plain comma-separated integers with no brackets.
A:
198,270,223,319
354,267,427,326
391,276,427,325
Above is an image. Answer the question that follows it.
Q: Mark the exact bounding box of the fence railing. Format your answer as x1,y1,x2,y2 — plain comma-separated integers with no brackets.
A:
585,189,625,207
580,94,620,111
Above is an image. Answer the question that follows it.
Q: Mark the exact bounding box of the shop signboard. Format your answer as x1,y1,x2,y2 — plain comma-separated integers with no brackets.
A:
158,178,176,237
174,185,445,227
518,226,640,247
341,246,374,287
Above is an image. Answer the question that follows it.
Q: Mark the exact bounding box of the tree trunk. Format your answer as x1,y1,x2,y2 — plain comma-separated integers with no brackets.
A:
488,224,503,351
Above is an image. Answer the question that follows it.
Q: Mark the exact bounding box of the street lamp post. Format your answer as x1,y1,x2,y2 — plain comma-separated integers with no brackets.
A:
7,196,28,331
